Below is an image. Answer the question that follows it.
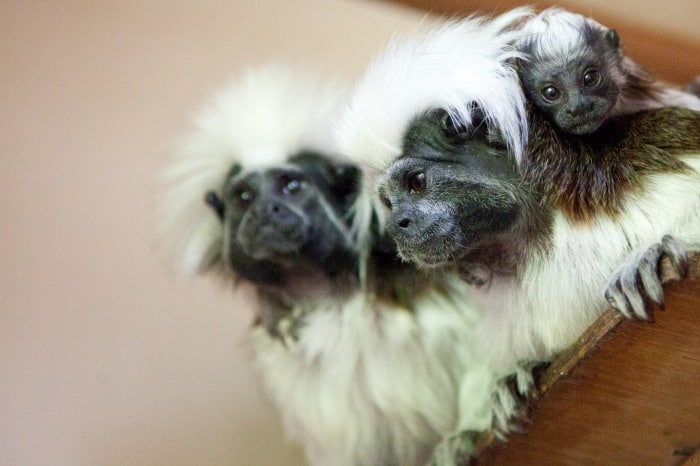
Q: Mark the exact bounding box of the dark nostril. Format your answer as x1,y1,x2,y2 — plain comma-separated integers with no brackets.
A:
398,218,410,229
272,204,280,213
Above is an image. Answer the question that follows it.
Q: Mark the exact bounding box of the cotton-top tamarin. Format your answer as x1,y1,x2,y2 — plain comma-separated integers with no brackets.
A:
157,64,528,466
517,8,700,136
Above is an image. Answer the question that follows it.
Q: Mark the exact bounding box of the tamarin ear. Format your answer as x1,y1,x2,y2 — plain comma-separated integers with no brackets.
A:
332,163,361,200
605,28,620,49
204,162,243,221
204,191,225,221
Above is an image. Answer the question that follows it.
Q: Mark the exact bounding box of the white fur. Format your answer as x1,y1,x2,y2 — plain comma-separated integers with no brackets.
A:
520,8,700,115
250,278,504,466
470,159,700,367
157,63,348,275
336,8,534,254
510,157,700,362
158,64,525,466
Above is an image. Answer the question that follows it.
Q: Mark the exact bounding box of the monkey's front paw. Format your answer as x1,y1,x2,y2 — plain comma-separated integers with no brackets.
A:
428,430,480,466
491,366,534,438
604,235,688,321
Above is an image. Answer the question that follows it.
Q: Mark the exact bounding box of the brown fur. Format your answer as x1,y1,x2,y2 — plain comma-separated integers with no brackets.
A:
619,60,663,103
523,105,700,223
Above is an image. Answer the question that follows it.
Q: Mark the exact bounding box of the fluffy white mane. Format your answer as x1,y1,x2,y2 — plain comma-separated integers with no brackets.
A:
157,64,348,275
335,8,533,252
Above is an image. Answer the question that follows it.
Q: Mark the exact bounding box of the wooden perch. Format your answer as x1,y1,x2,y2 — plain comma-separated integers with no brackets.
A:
537,252,700,395
472,253,700,466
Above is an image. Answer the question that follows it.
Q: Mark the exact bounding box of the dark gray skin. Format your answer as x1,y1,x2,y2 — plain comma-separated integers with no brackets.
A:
204,152,361,324
377,108,551,280
605,234,689,321
376,109,549,461
519,27,622,135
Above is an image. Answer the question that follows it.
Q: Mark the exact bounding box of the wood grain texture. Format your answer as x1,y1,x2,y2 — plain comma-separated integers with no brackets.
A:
473,261,700,466
683,451,700,466
389,0,700,84
537,252,700,395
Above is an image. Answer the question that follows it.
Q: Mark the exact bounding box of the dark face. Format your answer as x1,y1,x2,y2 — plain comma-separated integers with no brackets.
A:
206,152,360,285
377,109,528,269
520,28,622,135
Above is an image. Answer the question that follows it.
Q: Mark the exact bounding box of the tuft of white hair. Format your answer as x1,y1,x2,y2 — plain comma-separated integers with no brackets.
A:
335,7,533,255
156,63,349,275
518,8,601,61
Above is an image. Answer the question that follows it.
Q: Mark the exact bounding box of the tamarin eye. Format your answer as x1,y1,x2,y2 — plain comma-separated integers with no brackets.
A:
279,174,305,196
234,188,254,207
541,85,561,102
583,68,602,88
439,110,468,138
407,171,427,194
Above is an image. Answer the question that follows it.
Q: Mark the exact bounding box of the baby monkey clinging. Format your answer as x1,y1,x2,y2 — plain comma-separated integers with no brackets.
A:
517,8,700,135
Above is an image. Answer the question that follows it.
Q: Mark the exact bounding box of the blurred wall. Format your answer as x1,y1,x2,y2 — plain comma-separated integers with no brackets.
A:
562,0,700,43
1,1,697,465
0,2,427,465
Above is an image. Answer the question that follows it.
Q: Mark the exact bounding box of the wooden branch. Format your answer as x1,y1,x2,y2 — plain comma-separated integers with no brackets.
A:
537,308,623,394
473,253,700,465
682,450,700,466
538,251,700,394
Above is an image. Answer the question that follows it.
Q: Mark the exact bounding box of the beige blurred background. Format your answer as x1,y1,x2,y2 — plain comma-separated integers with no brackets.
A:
2,1,699,466
1,2,427,465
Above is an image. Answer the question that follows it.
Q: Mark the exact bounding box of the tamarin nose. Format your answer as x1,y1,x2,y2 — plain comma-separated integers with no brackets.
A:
568,101,595,116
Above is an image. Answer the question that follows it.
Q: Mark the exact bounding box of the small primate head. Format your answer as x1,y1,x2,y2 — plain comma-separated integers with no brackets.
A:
377,107,543,271
205,152,360,286
518,10,622,135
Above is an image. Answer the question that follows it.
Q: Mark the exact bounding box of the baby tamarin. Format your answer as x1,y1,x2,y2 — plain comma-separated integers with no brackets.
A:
517,8,700,135
159,64,527,466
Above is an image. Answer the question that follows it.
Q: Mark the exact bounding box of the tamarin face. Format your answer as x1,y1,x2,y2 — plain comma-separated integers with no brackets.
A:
206,152,360,285
377,108,536,269
519,27,622,135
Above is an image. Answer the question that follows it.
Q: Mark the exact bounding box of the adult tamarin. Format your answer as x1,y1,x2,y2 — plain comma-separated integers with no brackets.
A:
336,7,700,376
158,64,526,466
517,8,700,135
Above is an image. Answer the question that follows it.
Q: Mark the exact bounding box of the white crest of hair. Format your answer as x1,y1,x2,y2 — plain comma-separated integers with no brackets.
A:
336,7,533,252
518,8,594,61
249,273,517,466
156,63,348,275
